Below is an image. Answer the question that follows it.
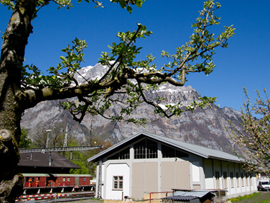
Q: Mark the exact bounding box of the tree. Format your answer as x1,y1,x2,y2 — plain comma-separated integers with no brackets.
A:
230,88,270,174
0,0,234,201
69,139,112,175
18,128,32,149
31,123,65,148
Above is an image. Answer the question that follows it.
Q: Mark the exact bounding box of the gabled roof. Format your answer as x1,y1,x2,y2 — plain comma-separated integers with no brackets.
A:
87,131,243,163
19,152,80,169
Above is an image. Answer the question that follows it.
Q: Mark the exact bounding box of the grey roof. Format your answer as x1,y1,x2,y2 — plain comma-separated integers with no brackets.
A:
163,190,215,201
165,196,197,201
172,191,213,198
19,152,80,169
87,131,243,163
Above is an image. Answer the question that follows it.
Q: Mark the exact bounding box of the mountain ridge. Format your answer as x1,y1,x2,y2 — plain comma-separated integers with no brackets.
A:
21,64,242,155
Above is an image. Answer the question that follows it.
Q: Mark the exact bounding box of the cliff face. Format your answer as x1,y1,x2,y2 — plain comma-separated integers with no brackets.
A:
21,64,242,154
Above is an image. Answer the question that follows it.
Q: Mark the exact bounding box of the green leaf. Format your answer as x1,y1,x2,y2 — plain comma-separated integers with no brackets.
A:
59,56,66,61
119,0,126,8
127,5,132,13
136,0,143,8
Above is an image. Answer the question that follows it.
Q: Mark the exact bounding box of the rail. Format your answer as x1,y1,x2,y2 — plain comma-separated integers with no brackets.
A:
20,146,102,153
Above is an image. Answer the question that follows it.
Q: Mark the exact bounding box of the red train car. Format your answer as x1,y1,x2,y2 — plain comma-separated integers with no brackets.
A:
22,173,92,188
51,174,91,187
23,173,49,188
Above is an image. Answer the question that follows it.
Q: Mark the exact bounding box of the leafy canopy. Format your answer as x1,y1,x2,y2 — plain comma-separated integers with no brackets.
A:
5,0,234,125
18,128,32,149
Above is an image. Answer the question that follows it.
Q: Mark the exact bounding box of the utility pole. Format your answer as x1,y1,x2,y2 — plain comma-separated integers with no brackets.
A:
46,129,52,148
49,151,52,166
63,125,68,157
64,125,68,147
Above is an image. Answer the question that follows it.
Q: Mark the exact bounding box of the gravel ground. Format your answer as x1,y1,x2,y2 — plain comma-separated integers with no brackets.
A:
31,197,103,203
64,199,103,203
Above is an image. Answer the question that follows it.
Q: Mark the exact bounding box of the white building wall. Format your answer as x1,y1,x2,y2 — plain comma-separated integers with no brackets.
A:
95,163,99,198
186,154,203,190
104,163,130,200
192,162,200,182
95,161,105,199
204,159,214,189
202,159,257,198
102,163,105,198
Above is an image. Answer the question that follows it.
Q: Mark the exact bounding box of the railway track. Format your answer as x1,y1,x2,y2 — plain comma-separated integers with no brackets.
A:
16,191,95,202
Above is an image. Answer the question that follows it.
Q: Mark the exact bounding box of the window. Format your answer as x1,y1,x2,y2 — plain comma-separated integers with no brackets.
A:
246,173,249,186
84,177,86,181
108,147,130,160
67,177,70,181
215,171,220,189
63,177,66,181
134,139,157,159
134,140,145,158
249,173,253,186
176,150,189,158
113,176,123,190
119,148,130,159
230,172,234,188
147,139,158,158
162,144,188,158
241,173,244,186
223,172,228,189
236,172,239,187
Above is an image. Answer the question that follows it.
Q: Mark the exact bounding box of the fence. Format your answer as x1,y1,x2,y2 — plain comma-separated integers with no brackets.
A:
104,191,173,203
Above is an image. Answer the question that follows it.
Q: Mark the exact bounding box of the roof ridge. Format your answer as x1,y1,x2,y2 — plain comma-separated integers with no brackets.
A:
87,131,242,163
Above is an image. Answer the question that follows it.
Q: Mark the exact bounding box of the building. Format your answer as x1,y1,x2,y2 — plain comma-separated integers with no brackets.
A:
87,132,257,200
19,152,80,173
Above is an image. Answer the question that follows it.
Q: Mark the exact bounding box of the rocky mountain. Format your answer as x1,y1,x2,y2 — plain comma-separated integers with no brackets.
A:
21,64,243,155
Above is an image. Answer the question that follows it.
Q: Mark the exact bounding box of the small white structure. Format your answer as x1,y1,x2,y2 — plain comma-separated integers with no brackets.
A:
87,132,257,200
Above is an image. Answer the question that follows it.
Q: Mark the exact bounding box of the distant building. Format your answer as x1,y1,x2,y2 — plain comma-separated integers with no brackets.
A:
19,152,80,173
88,132,257,200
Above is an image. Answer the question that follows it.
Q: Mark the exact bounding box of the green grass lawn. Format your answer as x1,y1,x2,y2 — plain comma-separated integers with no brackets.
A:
229,192,270,203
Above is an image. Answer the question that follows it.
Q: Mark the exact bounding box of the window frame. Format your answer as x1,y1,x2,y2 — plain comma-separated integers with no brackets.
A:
112,176,123,191
108,147,130,160
161,144,189,158
134,139,158,159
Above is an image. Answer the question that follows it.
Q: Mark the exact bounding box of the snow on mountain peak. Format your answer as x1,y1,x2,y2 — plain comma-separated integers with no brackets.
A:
76,64,197,98
155,84,195,94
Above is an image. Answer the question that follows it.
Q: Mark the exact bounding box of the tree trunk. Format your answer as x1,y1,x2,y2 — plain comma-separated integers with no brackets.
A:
0,0,37,202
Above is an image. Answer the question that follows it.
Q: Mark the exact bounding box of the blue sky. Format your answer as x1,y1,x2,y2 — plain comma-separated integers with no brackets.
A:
1,0,270,112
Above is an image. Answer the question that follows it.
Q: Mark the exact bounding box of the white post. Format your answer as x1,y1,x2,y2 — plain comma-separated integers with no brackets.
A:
46,129,52,148
64,125,68,147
